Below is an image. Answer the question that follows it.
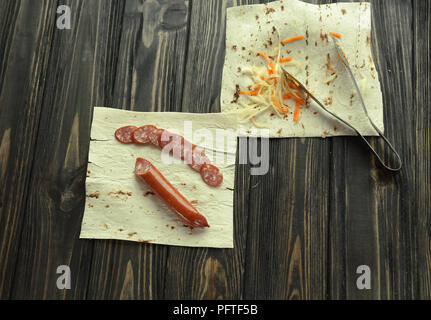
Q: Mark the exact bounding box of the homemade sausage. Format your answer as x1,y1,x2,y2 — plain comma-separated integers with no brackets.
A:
132,125,157,144
115,126,137,144
135,158,209,228
200,163,223,187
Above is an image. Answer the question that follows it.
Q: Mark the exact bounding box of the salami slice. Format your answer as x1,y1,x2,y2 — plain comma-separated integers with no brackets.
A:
158,131,181,149
132,125,157,144
148,128,164,147
185,148,211,172
115,125,137,144
200,164,223,187
172,139,194,160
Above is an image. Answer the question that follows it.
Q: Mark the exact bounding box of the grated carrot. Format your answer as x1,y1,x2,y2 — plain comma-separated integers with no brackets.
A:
329,32,341,38
269,77,278,86
257,51,272,62
293,101,301,122
283,93,295,100
239,90,259,96
279,57,293,63
272,96,281,107
283,92,305,105
272,96,289,113
281,35,305,45
267,60,276,75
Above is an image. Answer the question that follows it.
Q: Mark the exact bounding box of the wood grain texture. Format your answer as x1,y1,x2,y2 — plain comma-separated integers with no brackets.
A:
111,0,190,111
0,0,57,299
244,138,330,299
0,0,430,300
329,0,416,299
413,0,431,300
86,0,190,300
9,0,124,299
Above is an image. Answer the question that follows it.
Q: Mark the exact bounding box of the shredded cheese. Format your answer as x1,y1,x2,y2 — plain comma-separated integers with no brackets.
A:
325,73,338,85
234,31,309,127
283,60,302,76
251,116,270,128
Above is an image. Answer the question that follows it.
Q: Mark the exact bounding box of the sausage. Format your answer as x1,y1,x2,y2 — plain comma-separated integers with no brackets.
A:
184,147,211,172
200,163,223,187
132,125,157,144
149,128,165,147
158,131,182,149
135,158,209,228
115,126,137,144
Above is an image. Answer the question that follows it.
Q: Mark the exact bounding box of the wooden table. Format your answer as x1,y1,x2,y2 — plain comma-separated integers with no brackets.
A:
0,0,429,300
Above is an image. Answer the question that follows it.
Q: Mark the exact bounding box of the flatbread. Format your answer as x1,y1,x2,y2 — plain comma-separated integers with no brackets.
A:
80,107,237,248
221,0,384,138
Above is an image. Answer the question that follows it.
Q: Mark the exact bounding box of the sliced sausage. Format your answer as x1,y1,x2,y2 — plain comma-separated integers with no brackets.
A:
149,128,164,147
158,131,182,149
200,164,223,187
172,138,194,160
135,158,210,228
185,147,211,172
115,126,137,144
132,125,157,144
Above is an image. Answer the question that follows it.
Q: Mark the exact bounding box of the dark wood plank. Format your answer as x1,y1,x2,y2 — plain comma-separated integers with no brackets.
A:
9,0,125,299
163,0,258,299
180,0,230,113
1,0,426,300
85,0,190,299
0,0,57,299
243,138,330,299
329,0,415,299
111,0,190,112
0,0,19,85
413,0,431,300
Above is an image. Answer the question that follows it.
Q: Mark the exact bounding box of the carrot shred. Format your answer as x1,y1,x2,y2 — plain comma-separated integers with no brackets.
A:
282,93,295,100
272,96,281,108
267,60,276,75
279,57,293,63
293,101,301,122
283,92,305,105
253,84,262,90
281,35,305,45
260,75,265,81
272,96,289,113
329,32,341,39
257,51,272,62
269,77,278,86
239,90,259,96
